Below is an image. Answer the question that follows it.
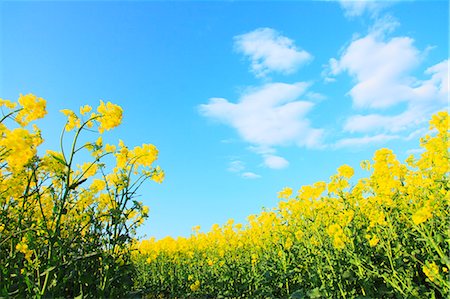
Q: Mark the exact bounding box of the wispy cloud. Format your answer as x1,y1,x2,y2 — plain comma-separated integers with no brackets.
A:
337,0,393,18
227,160,262,179
228,160,245,172
234,28,312,78
263,155,289,169
335,133,399,148
343,108,429,134
241,172,261,179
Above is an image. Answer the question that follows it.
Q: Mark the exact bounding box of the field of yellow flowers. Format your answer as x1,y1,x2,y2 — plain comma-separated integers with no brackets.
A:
0,93,448,298
132,111,449,298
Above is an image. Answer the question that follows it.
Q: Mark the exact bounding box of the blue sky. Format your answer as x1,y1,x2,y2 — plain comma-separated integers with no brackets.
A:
1,0,448,239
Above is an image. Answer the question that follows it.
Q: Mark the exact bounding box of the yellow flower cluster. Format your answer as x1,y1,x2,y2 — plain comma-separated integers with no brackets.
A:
0,95,45,170
190,280,201,291
15,238,33,262
15,93,47,126
0,127,41,170
60,109,81,131
423,262,440,282
412,204,433,225
59,100,123,134
0,98,17,109
326,223,348,249
97,100,123,134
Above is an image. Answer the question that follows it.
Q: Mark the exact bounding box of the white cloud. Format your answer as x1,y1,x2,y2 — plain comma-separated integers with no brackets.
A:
405,128,428,141
241,172,261,179
200,82,323,148
220,138,236,144
234,28,312,78
227,159,262,179
422,59,449,101
329,19,448,110
328,16,448,144
306,91,327,101
337,0,392,18
330,37,419,108
247,145,276,155
343,108,429,133
335,133,399,148
228,160,245,172
263,155,289,169
336,56,448,134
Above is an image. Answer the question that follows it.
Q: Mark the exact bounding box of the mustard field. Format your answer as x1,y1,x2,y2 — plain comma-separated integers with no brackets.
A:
0,94,448,298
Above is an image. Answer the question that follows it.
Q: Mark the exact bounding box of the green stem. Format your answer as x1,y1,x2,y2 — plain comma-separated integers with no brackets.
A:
420,225,449,266
0,108,22,123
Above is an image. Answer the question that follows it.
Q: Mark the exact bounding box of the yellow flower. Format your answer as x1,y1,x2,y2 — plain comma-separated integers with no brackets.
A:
368,235,380,247
295,230,304,241
104,144,116,153
151,166,165,184
190,280,200,292
284,237,293,250
95,136,103,147
341,210,354,226
326,224,347,249
251,253,258,266
327,224,342,236
80,105,92,115
333,237,345,249
337,164,354,179
132,144,158,167
80,162,98,178
15,93,47,126
412,205,433,225
90,179,106,192
16,242,28,252
423,262,439,282
97,100,123,133
142,205,149,216
16,239,33,262
0,128,36,170
0,98,17,109
278,187,293,199
60,109,81,131
114,140,129,169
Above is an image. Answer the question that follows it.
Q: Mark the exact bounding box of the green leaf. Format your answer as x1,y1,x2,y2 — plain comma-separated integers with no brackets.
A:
290,289,305,299
308,287,322,299
40,266,56,277
50,153,66,165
